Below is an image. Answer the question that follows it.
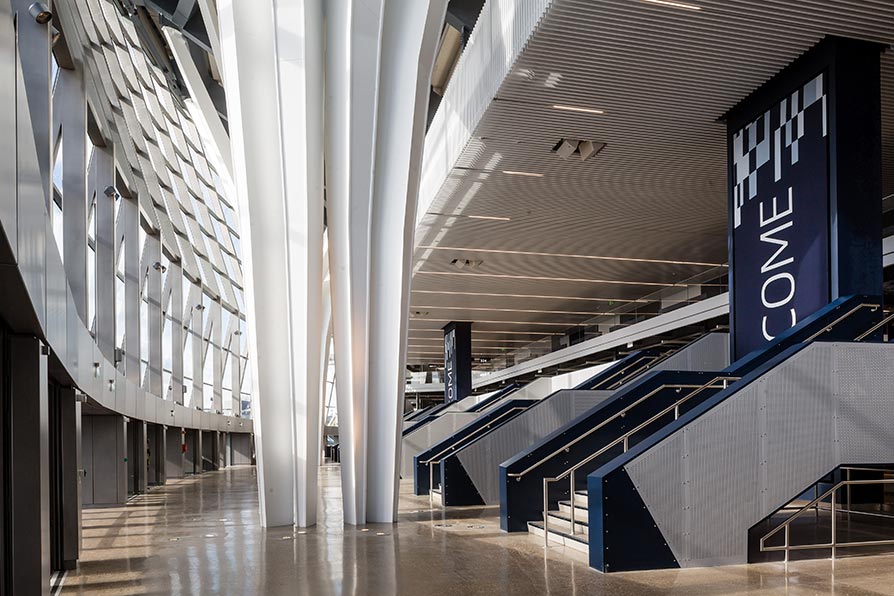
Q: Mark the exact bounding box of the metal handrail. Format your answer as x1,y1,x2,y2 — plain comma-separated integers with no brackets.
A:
540,375,739,547
515,301,880,486
508,379,736,481
804,303,880,342
591,353,661,391
760,477,894,562
854,308,894,341
530,300,881,546
602,347,684,391
426,406,529,507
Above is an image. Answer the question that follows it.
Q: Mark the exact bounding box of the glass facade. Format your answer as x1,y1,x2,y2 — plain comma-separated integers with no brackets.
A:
42,9,253,417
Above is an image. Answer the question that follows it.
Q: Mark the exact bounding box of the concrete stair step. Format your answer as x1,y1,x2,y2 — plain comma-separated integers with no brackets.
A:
546,510,589,535
527,520,589,554
557,500,588,523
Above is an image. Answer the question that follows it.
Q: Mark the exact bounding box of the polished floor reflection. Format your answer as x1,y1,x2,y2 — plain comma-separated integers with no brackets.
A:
60,464,894,595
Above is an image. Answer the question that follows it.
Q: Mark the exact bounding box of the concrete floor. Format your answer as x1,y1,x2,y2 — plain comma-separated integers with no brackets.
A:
59,465,894,595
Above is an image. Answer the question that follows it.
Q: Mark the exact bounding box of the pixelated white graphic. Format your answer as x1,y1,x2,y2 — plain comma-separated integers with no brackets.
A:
732,73,826,228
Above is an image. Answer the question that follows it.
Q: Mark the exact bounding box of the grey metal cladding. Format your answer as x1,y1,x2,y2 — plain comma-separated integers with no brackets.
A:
626,342,894,568
652,332,730,373
456,389,614,504
400,412,479,478
835,345,894,463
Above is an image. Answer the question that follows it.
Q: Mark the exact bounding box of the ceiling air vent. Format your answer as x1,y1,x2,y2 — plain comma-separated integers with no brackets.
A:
451,258,484,269
552,139,606,162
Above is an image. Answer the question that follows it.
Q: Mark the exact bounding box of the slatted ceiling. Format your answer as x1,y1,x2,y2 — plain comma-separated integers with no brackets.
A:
410,292,632,313
409,0,894,367
409,317,568,331
415,214,726,265
410,273,664,302
419,311,596,327
417,247,711,278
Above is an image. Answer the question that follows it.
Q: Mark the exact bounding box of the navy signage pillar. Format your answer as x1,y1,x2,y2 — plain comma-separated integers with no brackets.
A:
442,322,472,403
725,36,883,360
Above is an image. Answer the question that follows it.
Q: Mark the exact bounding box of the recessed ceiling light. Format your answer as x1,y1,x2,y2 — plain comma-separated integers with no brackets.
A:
501,170,544,177
552,104,605,115
641,0,701,10
451,258,484,269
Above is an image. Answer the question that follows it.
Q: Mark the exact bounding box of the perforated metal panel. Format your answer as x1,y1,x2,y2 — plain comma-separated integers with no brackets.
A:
457,389,614,503
401,412,480,478
626,342,894,568
652,333,730,374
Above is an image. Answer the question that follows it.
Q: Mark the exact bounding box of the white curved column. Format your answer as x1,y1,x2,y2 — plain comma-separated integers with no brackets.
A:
218,0,325,528
325,0,448,523
324,0,384,525
273,0,325,528
365,0,448,522
218,0,450,525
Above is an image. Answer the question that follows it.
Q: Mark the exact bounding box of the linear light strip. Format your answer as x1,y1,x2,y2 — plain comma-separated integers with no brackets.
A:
408,337,540,343
416,271,677,287
501,170,544,177
415,245,726,268
427,212,512,221
411,289,699,304
407,346,514,351
412,305,624,316
410,317,576,327
409,329,565,336
552,104,605,114
641,0,702,10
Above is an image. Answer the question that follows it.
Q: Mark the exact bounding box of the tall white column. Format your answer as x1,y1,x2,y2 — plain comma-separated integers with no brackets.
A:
217,0,325,528
272,0,325,528
217,0,447,525
366,0,448,522
324,0,384,526
217,0,295,527
325,0,448,523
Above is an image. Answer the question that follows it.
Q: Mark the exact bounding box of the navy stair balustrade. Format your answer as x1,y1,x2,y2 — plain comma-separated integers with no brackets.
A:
465,383,522,412
424,349,666,506
413,397,535,498
500,296,883,534
586,296,887,571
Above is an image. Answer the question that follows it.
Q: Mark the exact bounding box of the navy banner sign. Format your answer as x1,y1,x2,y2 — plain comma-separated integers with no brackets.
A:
443,326,457,402
730,73,829,358
443,322,472,403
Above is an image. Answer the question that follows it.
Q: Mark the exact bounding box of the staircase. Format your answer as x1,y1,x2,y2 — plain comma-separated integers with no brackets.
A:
526,490,590,553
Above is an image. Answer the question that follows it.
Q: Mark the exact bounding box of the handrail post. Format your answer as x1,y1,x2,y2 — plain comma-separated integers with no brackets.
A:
847,469,851,516
429,463,434,508
784,524,790,563
569,470,575,535
831,488,837,560
815,483,819,520
543,478,550,549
